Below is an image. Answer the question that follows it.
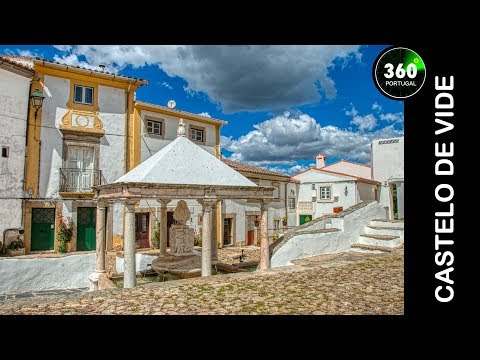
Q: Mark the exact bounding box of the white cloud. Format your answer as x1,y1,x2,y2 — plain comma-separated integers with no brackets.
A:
17,50,39,57
198,112,211,118
267,164,315,176
350,114,377,131
160,81,173,90
372,102,383,112
345,105,359,117
380,112,404,123
53,45,72,52
221,112,402,165
50,45,362,112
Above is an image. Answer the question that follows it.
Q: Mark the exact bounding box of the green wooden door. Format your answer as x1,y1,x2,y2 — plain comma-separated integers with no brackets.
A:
77,207,96,251
299,214,312,225
31,208,55,251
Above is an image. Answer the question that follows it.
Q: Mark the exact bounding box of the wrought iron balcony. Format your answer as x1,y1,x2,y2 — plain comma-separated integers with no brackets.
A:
60,168,105,193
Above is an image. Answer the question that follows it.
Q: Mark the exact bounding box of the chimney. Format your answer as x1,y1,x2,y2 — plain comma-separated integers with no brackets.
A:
315,154,326,168
99,64,105,73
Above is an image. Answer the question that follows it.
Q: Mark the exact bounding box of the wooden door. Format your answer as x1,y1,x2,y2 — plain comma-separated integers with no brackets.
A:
135,213,150,248
77,207,96,251
31,208,55,251
67,146,94,192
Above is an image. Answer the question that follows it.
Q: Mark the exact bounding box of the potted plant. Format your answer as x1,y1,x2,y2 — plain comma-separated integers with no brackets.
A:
272,233,280,242
7,238,25,256
58,217,75,253
282,216,288,226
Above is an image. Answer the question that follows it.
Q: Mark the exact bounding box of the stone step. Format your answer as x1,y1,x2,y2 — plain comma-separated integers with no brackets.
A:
358,234,401,248
350,243,395,253
365,226,404,238
370,219,404,229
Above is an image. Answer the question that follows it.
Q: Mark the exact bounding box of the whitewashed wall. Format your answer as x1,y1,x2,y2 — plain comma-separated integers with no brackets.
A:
322,161,371,179
0,68,31,239
371,137,404,216
139,109,217,162
271,201,385,267
0,253,95,293
357,182,376,202
294,168,359,219
39,77,126,198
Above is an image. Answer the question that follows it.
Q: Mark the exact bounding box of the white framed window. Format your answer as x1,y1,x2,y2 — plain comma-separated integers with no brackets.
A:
74,85,94,105
273,219,280,231
288,197,296,210
146,120,163,136
191,127,204,142
319,186,332,200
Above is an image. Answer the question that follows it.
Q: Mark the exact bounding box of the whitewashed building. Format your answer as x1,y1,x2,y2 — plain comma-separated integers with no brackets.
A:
0,54,298,254
0,57,34,248
292,137,404,223
221,159,298,245
371,137,404,219
293,154,379,224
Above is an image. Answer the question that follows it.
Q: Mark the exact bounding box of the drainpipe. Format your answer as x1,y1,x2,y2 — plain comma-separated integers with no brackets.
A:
284,182,288,221
125,84,131,172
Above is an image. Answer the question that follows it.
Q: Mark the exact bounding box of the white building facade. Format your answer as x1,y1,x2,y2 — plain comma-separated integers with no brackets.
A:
371,137,404,219
0,58,34,249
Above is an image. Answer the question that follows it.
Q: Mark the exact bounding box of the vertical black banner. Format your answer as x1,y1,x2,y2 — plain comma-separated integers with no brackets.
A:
405,43,461,320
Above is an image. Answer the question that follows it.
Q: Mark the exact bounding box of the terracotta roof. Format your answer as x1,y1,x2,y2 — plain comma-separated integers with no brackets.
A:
0,55,147,84
222,159,291,179
0,55,34,71
290,178,300,183
292,167,380,185
136,100,227,125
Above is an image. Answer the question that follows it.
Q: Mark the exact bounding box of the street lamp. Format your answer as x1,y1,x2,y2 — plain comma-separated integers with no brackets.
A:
30,88,45,119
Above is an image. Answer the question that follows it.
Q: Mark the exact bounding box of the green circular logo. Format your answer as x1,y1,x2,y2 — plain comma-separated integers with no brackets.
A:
373,47,426,99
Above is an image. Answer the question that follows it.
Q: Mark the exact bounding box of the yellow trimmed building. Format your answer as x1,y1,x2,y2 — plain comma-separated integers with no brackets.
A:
0,55,297,255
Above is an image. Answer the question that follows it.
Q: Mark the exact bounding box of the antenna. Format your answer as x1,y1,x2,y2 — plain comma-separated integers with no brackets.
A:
167,100,176,109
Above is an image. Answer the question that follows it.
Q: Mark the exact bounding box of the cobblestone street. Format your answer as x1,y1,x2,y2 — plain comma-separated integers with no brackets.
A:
0,250,403,315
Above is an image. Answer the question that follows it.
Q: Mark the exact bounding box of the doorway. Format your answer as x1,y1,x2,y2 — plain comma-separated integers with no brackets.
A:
77,207,96,251
223,218,232,245
31,208,55,251
135,213,150,248
246,215,255,245
167,211,175,247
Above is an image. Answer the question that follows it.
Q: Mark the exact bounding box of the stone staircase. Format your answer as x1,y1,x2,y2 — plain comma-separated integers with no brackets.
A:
351,219,404,253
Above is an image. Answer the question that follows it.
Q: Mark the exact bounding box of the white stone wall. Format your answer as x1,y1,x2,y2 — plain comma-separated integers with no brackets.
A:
139,109,217,161
0,253,95,293
39,77,126,198
357,182,376,202
271,201,385,267
371,137,404,215
0,68,31,239
322,161,371,179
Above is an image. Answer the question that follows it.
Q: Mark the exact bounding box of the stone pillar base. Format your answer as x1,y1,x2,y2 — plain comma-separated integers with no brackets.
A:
88,272,99,291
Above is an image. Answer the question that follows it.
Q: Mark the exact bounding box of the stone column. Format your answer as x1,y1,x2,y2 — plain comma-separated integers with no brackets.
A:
260,200,270,270
158,199,171,256
201,199,215,276
211,201,219,261
95,201,107,273
124,200,138,289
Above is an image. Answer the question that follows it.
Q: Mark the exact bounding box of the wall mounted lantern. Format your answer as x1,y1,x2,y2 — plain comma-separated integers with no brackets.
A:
30,88,45,119
344,186,348,196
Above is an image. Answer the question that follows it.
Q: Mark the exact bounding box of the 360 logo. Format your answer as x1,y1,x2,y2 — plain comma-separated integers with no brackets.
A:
373,47,426,99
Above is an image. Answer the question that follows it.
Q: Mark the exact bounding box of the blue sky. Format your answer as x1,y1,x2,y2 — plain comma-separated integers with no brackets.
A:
0,45,403,175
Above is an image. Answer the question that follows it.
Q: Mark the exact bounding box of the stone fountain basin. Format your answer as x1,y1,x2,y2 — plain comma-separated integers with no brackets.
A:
151,253,202,278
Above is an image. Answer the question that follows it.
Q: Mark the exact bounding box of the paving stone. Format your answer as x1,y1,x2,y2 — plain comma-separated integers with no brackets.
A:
0,250,403,315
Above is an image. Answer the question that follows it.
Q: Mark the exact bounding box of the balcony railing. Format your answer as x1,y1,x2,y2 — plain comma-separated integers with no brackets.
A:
60,168,105,193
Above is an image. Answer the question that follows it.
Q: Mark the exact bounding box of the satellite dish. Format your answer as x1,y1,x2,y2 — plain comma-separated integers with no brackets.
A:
167,100,176,109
